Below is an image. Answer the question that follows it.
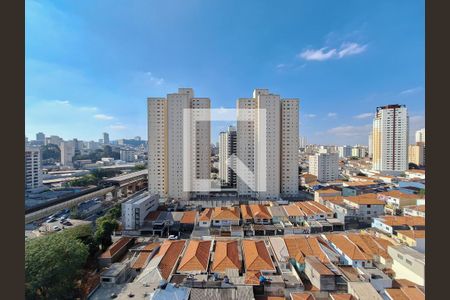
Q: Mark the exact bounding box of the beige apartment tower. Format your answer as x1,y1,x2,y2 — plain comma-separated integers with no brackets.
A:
236,89,299,200
372,104,409,174
147,88,211,200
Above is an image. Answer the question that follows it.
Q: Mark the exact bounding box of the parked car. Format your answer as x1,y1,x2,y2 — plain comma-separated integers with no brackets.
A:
47,218,57,223
62,221,72,226
53,226,61,231
168,235,178,240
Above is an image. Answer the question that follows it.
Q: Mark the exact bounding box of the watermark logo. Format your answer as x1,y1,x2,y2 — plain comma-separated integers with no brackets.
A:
182,108,267,193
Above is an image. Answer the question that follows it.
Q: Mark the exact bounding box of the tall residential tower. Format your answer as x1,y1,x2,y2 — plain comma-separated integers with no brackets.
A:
218,126,237,188
371,104,409,173
147,88,211,200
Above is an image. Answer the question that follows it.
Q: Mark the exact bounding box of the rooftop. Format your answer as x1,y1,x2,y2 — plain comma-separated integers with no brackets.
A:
242,239,275,272
99,237,134,259
344,193,386,205
180,211,197,224
376,216,425,227
396,230,425,239
211,240,241,273
177,240,211,272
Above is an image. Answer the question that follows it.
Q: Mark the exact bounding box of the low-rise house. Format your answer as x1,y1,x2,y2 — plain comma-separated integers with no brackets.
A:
240,204,253,224
290,292,316,300
372,216,425,235
329,294,356,300
314,187,342,202
131,242,161,273
347,282,383,300
404,169,425,180
395,230,425,253
242,239,276,274
384,286,425,300
198,208,213,227
356,267,392,292
211,207,240,226
248,204,272,224
136,240,186,284
342,193,386,224
403,205,425,218
98,237,135,267
388,245,425,286
210,240,241,274
180,210,198,231
283,236,331,271
268,205,289,224
377,190,423,214
100,262,131,285
341,181,382,197
304,256,336,291
283,204,305,225
326,234,373,268
177,240,212,274
345,233,394,267
295,201,334,221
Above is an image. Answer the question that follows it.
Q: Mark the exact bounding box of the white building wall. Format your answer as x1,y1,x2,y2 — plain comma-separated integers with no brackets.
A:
309,150,339,182
25,147,43,190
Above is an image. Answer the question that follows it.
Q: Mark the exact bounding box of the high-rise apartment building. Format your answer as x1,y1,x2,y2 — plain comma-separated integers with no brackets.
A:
299,136,308,148
338,145,352,158
147,88,210,200
25,146,43,190
236,89,299,199
36,132,45,144
218,126,237,187
368,133,373,158
308,149,339,182
60,141,75,166
409,143,425,166
372,105,409,173
103,132,110,145
352,146,366,158
415,128,425,144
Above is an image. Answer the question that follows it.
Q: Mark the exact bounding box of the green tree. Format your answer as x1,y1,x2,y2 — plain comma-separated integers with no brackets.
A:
65,224,99,256
107,204,122,219
132,164,147,171
95,216,119,250
25,231,89,299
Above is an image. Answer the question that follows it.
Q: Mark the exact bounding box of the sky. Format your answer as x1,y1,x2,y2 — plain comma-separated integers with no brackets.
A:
25,0,425,145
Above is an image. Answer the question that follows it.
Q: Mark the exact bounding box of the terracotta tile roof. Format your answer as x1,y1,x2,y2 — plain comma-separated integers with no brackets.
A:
244,271,262,285
283,236,330,264
295,201,333,216
145,210,161,221
322,196,344,204
177,240,211,272
180,210,197,224
327,234,372,261
385,287,425,300
316,188,341,194
329,294,356,300
290,292,316,300
377,216,425,227
346,233,392,260
283,204,305,217
404,205,426,212
242,240,275,272
344,193,385,205
211,207,240,220
156,240,186,280
240,205,253,220
132,251,151,270
302,173,318,182
211,240,241,273
249,204,272,219
142,242,161,252
393,279,421,289
396,230,425,239
99,237,134,259
379,190,422,200
304,256,334,276
344,181,378,187
199,208,213,221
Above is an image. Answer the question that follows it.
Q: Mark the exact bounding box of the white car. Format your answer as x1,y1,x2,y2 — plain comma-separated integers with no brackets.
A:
168,235,178,240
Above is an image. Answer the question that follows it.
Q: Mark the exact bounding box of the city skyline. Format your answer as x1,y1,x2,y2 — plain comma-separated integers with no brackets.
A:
25,0,424,144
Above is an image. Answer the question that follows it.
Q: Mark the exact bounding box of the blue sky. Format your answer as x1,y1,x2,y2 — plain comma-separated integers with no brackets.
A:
25,0,424,145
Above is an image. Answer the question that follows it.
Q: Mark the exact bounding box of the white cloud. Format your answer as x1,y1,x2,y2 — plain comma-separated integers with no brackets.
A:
53,100,70,105
327,112,337,117
400,87,423,95
94,114,114,120
299,48,337,61
304,113,317,118
79,106,98,112
299,42,367,61
338,42,368,58
326,124,372,137
145,72,164,86
109,124,127,130
354,112,373,119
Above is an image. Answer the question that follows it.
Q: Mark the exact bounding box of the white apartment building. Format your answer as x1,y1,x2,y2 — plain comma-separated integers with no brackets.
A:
368,133,373,158
338,145,352,158
309,149,339,182
218,126,237,187
351,146,366,158
415,128,425,144
121,192,159,230
120,149,136,162
236,89,299,199
147,88,210,201
25,146,43,190
372,105,409,174
103,132,110,145
60,141,75,166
